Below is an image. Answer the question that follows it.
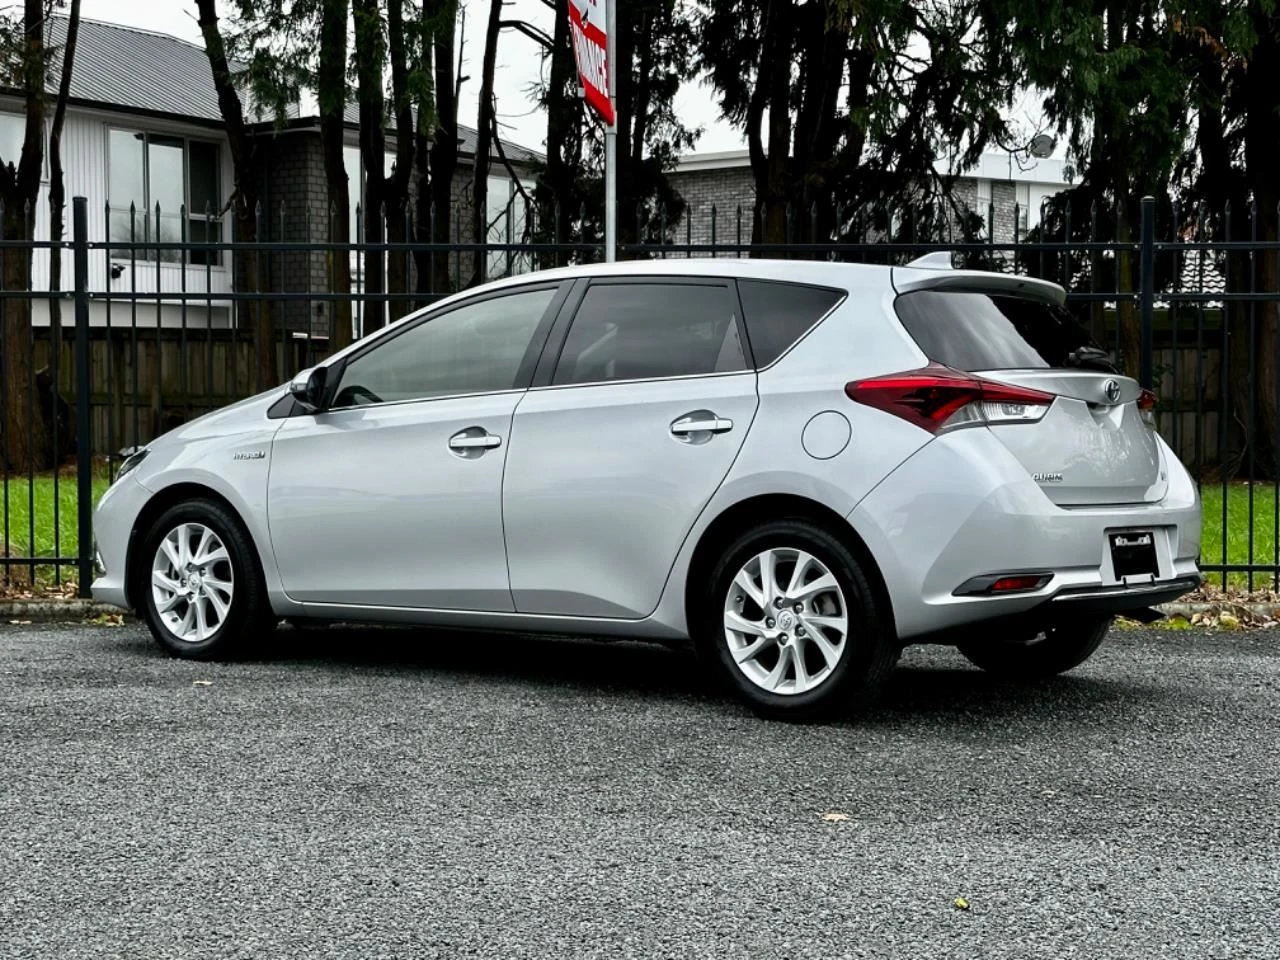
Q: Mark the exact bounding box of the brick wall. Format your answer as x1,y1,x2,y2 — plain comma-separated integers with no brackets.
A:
255,133,512,336
664,166,1028,251
666,166,755,250
259,133,333,338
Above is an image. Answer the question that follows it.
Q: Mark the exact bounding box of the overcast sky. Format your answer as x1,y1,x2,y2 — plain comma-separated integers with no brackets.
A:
78,0,748,154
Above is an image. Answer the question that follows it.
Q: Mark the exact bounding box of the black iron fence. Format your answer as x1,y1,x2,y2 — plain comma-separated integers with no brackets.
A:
3,194,1279,596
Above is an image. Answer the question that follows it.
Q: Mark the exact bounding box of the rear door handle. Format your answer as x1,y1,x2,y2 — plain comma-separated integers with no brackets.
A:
448,429,502,453
670,414,734,436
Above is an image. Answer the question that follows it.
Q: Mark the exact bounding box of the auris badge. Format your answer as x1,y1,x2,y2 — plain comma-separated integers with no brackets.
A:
1103,379,1121,403
1033,471,1064,483
233,450,266,461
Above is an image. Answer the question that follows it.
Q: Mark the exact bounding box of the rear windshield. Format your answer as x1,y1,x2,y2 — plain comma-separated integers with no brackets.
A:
894,290,1106,372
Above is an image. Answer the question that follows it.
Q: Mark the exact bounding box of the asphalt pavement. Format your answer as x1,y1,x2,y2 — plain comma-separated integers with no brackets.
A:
1,620,1277,959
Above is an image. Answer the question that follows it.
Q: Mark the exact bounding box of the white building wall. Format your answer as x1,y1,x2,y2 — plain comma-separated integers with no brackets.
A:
1,98,235,327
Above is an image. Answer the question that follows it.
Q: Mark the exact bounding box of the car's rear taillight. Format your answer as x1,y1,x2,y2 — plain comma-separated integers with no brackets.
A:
845,365,1054,434
1137,388,1157,428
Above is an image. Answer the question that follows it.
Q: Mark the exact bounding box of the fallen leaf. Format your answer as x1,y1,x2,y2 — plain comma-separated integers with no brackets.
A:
820,811,851,823
954,897,970,911
88,613,125,627
1218,612,1241,629
192,680,213,687
8,619,32,625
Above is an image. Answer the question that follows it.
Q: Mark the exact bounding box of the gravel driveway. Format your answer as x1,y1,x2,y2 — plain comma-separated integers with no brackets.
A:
0,621,1277,959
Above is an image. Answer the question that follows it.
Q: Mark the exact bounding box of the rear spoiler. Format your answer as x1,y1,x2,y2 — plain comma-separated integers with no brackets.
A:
891,253,1067,306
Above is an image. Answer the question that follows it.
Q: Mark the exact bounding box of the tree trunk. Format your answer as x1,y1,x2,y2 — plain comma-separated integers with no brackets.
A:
1237,3,1280,479
539,0,575,266
353,0,388,332
425,0,460,294
613,1,635,245
1,0,50,472
195,0,275,390
1114,200,1141,381
318,0,352,352
48,0,82,341
384,0,415,322
471,0,502,286
37,0,82,470
747,0,791,246
1,203,41,473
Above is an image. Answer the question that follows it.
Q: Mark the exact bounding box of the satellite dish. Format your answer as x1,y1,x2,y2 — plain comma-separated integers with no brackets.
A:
1028,134,1055,159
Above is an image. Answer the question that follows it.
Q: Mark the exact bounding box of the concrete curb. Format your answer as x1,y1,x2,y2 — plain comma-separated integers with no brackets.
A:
0,599,1277,626
1,599,129,622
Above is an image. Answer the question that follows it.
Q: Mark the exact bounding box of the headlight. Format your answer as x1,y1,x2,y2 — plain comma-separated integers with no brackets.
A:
114,447,149,482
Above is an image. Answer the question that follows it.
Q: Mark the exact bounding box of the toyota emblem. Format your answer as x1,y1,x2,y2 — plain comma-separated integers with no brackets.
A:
1103,379,1121,404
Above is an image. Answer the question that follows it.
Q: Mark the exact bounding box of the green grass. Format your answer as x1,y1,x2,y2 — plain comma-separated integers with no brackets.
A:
1199,483,1280,591
2,468,112,588
3,472,1280,592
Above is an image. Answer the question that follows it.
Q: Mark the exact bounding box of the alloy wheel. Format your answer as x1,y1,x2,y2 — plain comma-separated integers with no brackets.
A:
722,547,849,695
150,522,235,643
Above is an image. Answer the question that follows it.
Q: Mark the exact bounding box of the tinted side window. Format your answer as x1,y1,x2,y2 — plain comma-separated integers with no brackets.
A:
736,280,844,367
894,290,1105,372
333,287,556,406
553,282,747,385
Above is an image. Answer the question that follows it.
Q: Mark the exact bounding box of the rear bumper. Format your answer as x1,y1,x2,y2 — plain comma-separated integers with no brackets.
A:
1046,575,1201,615
848,428,1202,640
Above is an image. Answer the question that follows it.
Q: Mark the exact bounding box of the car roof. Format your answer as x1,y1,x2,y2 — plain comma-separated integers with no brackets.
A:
473,257,892,292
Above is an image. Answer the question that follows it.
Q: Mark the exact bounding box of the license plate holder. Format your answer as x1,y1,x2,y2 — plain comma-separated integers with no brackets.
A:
1110,531,1159,581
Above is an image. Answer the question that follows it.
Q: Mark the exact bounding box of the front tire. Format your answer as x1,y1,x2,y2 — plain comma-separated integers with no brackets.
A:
699,519,898,722
137,499,272,660
957,616,1112,679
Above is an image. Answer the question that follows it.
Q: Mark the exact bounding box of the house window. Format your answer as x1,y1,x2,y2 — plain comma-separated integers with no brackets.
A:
486,176,531,279
0,111,47,181
1016,182,1031,236
975,179,993,238
108,129,222,265
0,112,25,172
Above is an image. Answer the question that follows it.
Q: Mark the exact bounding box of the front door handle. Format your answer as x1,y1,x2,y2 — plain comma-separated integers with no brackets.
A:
448,428,502,456
670,413,734,437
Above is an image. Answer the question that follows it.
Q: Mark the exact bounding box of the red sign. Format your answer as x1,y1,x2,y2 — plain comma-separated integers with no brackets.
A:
568,0,614,126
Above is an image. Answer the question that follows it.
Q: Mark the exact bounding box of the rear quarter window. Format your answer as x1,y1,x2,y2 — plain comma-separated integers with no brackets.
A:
736,280,845,367
894,290,1104,371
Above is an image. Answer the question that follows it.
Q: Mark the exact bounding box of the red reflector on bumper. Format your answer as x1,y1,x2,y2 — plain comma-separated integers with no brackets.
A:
990,575,1048,593
953,573,1053,596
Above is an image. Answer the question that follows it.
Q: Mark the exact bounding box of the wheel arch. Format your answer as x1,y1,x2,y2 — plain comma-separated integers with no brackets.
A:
124,483,259,610
682,493,897,640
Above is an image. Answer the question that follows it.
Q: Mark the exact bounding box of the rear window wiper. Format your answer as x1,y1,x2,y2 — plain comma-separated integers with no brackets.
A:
1062,345,1118,373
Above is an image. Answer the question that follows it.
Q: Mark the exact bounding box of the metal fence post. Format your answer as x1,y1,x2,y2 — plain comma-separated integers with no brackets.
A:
1139,195,1155,389
73,196,93,597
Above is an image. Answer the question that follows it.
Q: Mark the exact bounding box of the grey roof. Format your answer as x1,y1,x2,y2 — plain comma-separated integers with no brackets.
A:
285,102,543,165
32,16,542,163
44,16,229,123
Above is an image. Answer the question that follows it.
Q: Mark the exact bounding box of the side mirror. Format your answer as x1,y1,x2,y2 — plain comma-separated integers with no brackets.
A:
289,366,329,413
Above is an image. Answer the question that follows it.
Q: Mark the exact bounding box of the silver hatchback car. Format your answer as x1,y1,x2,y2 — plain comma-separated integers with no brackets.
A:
92,257,1201,720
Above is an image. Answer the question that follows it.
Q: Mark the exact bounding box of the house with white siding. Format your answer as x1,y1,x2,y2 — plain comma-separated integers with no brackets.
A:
2,16,541,333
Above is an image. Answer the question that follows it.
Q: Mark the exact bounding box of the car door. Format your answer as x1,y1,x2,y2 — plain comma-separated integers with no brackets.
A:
502,277,759,618
267,282,566,610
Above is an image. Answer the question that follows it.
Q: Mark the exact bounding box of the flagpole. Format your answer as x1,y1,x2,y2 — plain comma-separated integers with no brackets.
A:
603,0,617,262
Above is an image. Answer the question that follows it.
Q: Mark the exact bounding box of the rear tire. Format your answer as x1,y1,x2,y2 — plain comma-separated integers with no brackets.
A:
697,519,898,722
137,498,272,661
957,616,1112,678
